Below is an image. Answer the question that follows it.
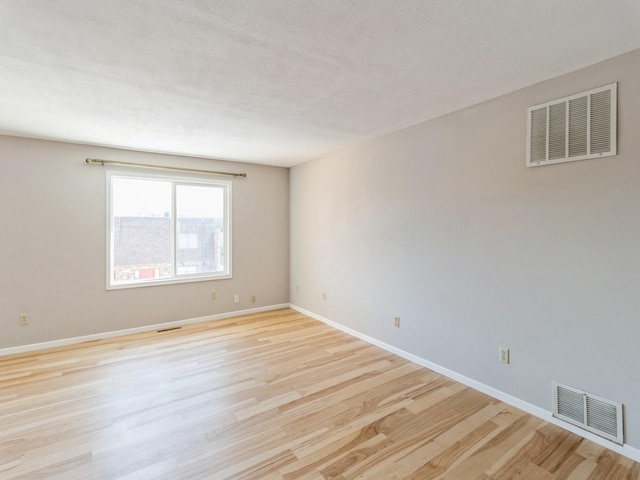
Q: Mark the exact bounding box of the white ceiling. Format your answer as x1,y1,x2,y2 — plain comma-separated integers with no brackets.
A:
1,1,639,168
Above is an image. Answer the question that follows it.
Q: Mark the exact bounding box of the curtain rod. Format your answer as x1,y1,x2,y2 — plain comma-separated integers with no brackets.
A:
85,158,247,178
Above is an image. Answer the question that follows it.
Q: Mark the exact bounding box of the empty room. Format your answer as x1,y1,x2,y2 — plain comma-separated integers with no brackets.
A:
1,1,640,479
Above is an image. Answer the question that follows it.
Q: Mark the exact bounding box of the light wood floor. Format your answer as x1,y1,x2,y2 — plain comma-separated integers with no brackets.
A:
0,309,637,479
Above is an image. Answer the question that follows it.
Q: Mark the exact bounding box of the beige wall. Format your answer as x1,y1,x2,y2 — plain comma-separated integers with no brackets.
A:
0,136,289,348
290,49,640,449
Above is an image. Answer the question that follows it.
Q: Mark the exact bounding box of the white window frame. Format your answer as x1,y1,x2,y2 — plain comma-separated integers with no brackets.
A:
106,170,232,290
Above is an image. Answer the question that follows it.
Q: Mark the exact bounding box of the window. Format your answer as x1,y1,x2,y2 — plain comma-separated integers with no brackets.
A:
107,171,231,288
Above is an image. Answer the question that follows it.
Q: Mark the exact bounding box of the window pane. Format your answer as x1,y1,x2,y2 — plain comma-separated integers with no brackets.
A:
108,173,230,288
112,178,172,283
176,184,225,275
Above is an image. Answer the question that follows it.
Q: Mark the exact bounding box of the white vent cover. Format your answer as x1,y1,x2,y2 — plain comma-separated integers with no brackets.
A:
527,83,617,167
553,382,624,445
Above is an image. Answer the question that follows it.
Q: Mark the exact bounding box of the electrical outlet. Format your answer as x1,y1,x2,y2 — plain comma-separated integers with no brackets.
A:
322,292,327,301
394,316,400,328
233,294,239,304
211,291,217,301
19,313,29,326
250,295,256,303
296,284,299,293
499,347,510,364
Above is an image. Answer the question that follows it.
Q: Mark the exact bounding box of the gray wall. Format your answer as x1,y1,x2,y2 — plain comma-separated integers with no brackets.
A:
0,136,289,348
290,49,640,448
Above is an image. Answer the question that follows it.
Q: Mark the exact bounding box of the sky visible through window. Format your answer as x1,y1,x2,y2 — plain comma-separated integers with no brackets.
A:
113,178,224,218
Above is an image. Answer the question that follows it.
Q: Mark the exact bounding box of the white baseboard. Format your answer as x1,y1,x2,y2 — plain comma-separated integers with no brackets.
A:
0,304,289,357
289,304,640,463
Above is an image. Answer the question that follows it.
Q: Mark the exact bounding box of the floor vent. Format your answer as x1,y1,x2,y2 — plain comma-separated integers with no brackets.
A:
553,382,623,445
157,326,182,333
526,83,617,167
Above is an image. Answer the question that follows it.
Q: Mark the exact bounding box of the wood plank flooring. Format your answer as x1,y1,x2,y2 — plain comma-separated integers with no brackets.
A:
0,308,637,479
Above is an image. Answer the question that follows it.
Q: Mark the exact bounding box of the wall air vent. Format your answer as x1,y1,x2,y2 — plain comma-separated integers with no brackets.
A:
526,83,617,167
553,382,624,445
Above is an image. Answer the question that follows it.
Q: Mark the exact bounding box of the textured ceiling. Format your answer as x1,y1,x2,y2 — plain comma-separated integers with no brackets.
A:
1,1,639,167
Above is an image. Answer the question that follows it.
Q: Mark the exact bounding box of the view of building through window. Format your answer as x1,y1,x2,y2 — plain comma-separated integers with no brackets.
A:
110,175,229,287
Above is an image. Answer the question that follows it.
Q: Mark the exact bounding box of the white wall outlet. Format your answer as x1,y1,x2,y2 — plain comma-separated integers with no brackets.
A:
211,291,217,301
296,284,299,293
394,316,400,328
233,294,240,304
322,292,327,301
250,295,256,303
19,313,29,326
499,347,510,364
